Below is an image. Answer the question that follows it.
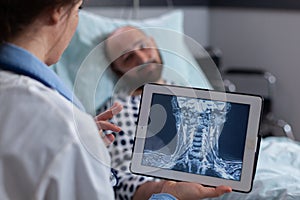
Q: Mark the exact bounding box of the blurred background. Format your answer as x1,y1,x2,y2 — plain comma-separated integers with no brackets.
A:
82,0,300,141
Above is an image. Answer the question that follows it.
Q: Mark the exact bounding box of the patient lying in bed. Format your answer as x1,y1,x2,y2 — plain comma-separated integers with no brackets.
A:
53,10,300,200
99,26,300,200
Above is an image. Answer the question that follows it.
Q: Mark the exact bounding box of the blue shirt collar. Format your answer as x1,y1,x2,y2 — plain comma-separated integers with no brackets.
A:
0,43,85,111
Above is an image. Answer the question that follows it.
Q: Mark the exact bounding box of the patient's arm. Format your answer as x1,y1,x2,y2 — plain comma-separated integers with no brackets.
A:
133,181,165,200
160,181,232,200
134,180,232,200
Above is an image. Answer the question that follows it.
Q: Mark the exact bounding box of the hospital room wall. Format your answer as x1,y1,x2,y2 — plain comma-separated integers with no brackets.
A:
209,8,300,141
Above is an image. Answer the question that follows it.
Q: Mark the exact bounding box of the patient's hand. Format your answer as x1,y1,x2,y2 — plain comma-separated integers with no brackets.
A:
95,102,123,146
133,180,231,200
160,181,232,200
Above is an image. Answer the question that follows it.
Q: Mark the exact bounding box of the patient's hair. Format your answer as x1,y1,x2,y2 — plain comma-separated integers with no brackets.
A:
104,26,140,66
0,0,82,43
104,26,149,76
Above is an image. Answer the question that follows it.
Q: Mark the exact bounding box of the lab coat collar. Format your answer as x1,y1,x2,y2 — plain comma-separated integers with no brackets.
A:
0,43,85,111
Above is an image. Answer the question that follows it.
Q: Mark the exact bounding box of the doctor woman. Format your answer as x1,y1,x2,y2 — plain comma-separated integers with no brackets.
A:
0,0,231,199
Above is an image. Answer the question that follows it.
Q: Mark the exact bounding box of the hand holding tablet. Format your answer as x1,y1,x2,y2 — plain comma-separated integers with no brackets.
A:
130,83,262,192
160,181,232,199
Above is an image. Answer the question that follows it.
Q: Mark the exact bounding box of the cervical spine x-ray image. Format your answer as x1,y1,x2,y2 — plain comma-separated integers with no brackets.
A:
142,94,250,181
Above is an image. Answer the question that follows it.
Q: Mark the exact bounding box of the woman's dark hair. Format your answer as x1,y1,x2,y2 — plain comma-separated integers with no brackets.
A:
0,0,81,43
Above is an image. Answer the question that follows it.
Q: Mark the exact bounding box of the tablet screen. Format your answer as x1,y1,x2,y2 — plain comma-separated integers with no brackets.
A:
131,83,262,192
142,93,250,181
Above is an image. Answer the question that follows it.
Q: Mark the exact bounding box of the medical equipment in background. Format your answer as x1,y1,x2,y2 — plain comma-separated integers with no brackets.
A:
196,47,294,140
222,68,295,140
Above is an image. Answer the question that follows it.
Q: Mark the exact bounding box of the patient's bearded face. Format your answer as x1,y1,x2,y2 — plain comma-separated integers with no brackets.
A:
107,27,163,87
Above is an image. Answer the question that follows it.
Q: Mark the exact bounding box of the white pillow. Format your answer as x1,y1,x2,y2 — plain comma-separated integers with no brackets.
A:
52,10,212,115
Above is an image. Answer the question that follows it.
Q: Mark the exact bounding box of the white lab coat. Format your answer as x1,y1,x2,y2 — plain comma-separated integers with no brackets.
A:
0,70,115,199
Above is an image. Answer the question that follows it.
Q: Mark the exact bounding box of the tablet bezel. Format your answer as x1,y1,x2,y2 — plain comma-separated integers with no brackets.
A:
130,83,262,192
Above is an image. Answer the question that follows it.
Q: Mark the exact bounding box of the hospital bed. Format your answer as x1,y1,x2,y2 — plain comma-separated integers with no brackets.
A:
52,10,300,200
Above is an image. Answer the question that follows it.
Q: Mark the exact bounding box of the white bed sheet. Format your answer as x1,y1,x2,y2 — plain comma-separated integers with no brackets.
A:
206,136,300,200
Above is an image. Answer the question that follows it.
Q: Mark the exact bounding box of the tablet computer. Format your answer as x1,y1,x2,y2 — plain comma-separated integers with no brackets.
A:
130,83,262,192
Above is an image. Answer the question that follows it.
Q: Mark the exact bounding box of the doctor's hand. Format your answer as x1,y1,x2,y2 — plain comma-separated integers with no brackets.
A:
160,181,232,200
94,102,123,146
